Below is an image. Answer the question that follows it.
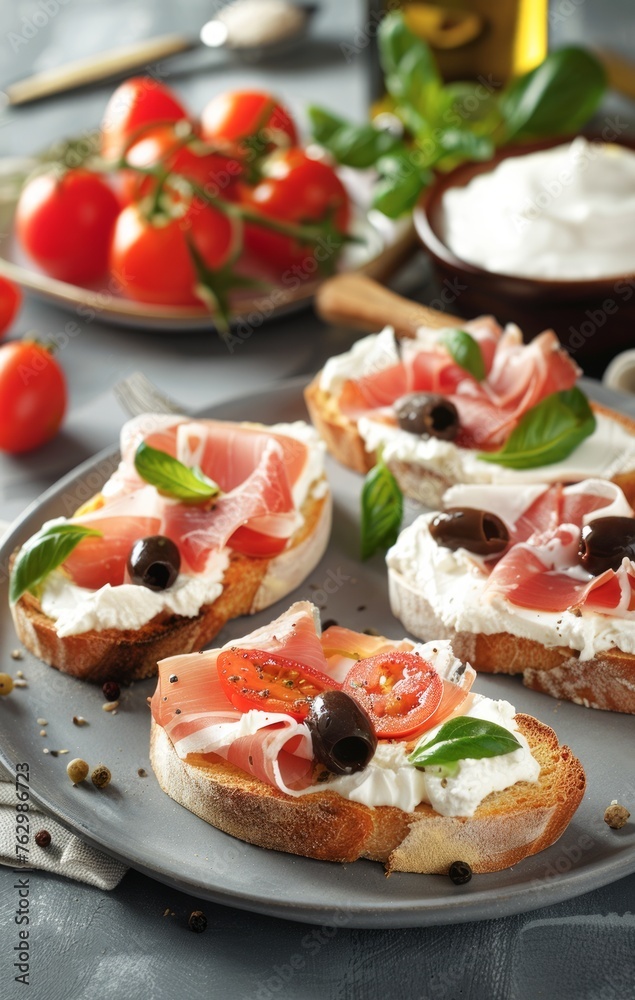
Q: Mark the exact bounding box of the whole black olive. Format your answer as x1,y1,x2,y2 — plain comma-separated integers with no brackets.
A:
579,516,635,575
394,392,459,441
306,691,377,776
127,535,181,591
430,507,509,556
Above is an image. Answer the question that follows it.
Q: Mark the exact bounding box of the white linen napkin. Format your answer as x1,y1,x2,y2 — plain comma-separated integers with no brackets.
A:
0,520,127,889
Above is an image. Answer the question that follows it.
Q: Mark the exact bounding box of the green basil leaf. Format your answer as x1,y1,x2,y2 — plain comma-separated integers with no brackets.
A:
500,46,606,141
307,106,346,145
379,13,440,93
440,328,486,381
478,387,596,469
372,151,433,217
360,457,403,559
408,716,522,770
10,523,102,603
134,443,220,503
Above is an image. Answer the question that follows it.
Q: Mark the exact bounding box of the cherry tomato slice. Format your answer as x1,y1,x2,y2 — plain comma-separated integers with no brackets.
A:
217,648,337,720
342,652,443,738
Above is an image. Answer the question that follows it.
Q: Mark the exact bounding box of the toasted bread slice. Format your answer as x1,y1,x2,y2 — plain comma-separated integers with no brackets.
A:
10,490,331,685
305,374,635,508
388,546,635,715
149,712,585,874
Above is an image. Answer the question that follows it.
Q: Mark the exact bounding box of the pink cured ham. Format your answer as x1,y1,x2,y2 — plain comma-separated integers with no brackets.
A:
151,604,325,793
151,602,477,797
64,417,319,587
474,481,635,615
338,319,580,450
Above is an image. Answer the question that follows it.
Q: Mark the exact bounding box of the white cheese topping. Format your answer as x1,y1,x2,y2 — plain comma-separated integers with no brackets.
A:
40,549,230,637
441,137,635,280
387,510,635,661
359,409,635,485
302,695,538,817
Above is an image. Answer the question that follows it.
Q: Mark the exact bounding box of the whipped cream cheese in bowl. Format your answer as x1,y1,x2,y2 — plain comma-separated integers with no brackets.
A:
414,133,635,376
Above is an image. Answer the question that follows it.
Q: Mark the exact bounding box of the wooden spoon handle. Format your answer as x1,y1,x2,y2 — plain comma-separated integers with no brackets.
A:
315,273,456,338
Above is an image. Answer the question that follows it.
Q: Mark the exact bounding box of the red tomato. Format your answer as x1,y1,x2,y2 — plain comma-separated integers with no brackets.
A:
0,341,66,454
342,652,443,739
228,523,288,558
240,149,350,276
110,202,239,306
0,277,21,337
101,76,188,161
200,90,297,158
120,124,242,204
16,170,120,284
217,648,337,720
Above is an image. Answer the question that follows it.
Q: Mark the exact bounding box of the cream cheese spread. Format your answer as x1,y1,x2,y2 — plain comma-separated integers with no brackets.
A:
359,409,635,486
440,137,635,280
40,548,230,637
298,641,539,816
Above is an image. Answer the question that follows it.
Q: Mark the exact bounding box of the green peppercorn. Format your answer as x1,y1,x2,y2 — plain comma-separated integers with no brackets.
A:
67,758,89,784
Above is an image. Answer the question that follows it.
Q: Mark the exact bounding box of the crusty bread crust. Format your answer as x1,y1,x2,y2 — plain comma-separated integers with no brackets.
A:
149,713,585,874
305,373,635,507
388,564,635,714
10,489,331,685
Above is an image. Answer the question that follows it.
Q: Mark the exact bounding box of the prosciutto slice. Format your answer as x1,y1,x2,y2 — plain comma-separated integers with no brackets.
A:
455,479,635,615
338,318,580,450
64,416,319,587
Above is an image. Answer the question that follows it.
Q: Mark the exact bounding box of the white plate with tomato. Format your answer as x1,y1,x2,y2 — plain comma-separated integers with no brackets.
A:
0,79,413,334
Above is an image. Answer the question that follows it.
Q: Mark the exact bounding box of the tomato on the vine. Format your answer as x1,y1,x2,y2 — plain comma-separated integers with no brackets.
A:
217,647,337,720
0,277,21,338
16,170,120,284
200,90,297,158
110,201,240,306
100,77,188,161
341,652,443,738
0,341,66,454
120,123,242,205
240,149,351,277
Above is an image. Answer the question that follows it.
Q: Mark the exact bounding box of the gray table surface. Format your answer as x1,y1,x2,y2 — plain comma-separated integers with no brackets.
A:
1,1,634,998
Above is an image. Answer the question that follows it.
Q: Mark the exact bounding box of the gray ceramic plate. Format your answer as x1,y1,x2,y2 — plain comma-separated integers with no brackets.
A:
0,377,634,928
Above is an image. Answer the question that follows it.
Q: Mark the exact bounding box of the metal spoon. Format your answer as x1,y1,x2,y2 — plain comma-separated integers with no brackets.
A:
4,1,318,107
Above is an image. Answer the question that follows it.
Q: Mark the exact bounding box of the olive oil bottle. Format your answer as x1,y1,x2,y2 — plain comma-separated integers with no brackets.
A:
367,0,548,98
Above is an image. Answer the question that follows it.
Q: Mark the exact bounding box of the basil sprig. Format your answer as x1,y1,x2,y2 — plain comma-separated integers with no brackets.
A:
478,387,596,469
134,443,221,504
499,46,607,142
309,13,606,219
440,329,485,382
360,454,403,559
408,717,522,775
10,523,102,603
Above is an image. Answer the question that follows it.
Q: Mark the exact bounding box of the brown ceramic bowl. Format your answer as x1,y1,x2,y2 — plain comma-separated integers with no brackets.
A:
413,134,635,378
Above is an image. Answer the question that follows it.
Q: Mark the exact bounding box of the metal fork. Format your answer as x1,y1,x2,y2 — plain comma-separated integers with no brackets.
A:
113,372,187,417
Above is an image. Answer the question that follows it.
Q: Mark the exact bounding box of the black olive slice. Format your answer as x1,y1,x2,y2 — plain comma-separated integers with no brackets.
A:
307,691,377,776
127,535,181,591
430,507,509,556
579,516,635,575
394,393,459,440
